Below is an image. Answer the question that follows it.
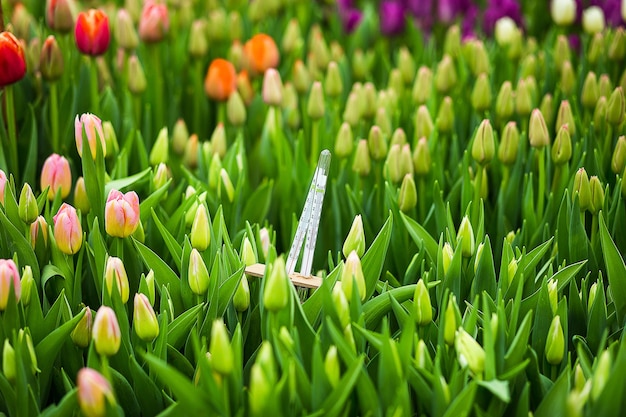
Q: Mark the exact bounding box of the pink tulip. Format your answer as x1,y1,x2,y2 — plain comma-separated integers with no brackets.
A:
53,203,82,255
138,1,169,43
0,259,21,310
77,368,116,417
104,256,129,303
29,215,49,249
0,169,6,206
105,189,140,238
75,113,106,159
92,306,121,356
41,153,72,200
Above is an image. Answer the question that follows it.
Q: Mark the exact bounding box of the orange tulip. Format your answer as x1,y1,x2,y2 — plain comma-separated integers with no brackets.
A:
204,58,237,101
0,32,27,88
75,9,110,56
243,33,279,75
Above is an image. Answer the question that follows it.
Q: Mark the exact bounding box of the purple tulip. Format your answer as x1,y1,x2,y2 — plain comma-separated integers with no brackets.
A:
590,0,624,27
380,0,406,35
483,0,523,35
337,0,363,33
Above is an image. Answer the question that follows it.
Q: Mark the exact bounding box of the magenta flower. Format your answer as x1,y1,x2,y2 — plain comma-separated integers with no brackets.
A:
380,0,406,35
483,0,523,36
337,0,363,33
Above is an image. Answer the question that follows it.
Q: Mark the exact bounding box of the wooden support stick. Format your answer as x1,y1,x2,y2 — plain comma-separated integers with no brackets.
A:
244,263,322,289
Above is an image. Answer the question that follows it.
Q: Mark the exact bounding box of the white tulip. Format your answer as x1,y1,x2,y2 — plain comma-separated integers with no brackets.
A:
583,6,606,34
551,0,576,26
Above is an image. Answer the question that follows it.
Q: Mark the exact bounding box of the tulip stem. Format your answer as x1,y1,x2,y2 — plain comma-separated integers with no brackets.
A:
90,58,100,115
537,148,546,220
591,214,599,250
418,177,426,222
5,85,18,181
50,82,60,153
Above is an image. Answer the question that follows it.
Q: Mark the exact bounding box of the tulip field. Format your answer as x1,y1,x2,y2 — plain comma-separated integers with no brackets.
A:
2,0,626,416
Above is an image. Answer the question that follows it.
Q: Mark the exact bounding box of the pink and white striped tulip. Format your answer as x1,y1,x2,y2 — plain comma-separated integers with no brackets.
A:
53,203,83,255
0,259,21,310
105,189,140,238
75,113,106,159
40,153,72,200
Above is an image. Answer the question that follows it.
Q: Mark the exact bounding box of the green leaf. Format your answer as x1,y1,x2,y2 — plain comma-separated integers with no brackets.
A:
320,356,365,417
599,213,626,326
477,379,510,403
0,208,40,281
150,208,182,271
441,382,477,417
534,367,569,417
363,285,417,329
362,214,393,300
240,180,273,227
104,168,151,195
140,179,172,220
401,211,438,264
40,389,78,417
167,303,204,351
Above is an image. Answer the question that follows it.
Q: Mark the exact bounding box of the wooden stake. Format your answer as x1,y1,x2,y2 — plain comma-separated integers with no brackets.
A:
245,263,322,289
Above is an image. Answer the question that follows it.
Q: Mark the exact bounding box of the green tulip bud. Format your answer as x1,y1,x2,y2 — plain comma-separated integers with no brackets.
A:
19,184,38,224
529,109,550,148
442,243,454,276
556,100,576,136
495,81,514,121
188,248,210,296
334,122,354,159
172,119,189,156
444,295,458,345
324,346,340,388
133,293,159,342
467,40,490,76
127,55,147,95
581,72,599,110
352,139,371,177
594,96,608,131
435,55,457,94
415,338,432,369
307,81,325,120
415,105,434,140
589,176,605,215
292,60,311,94
436,96,455,134
548,279,558,315
443,25,461,58
263,257,289,312
368,125,387,161
218,169,235,203
20,265,34,306
281,19,302,55
188,19,208,58
498,121,520,165
375,107,392,138
506,258,518,288
262,68,283,107
227,91,247,127
332,282,351,327
92,306,121,357
412,66,433,105
2,340,15,382
609,27,626,61
554,35,571,71
588,282,598,314
233,275,250,312
515,78,533,117
149,127,169,166
474,242,485,273
341,251,366,302
413,137,431,176
343,215,365,258
520,54,537,79
560,61,576,96
361,83,378,119
612,136,626,174
471,73,492,112
398,47,416,84
455,327,486,374
391,128,407,147
387,69,404,98
342,92,362,127
190,204,211,251
458,216,475,257
386,144,402,184
471,119,495,165
588,32,604,65
144,269,156,305
599,74,613,99
209,319,233,376
413,279,432,326
398,174,418,213
592,350,612,401
574,363,586,391
607,87,625,127
551,124,572,165
574,168,592,212
71,307,93,349
545,315,564,365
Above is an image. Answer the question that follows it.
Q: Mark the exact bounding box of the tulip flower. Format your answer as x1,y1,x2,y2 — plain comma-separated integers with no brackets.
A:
104,257,130,303
18,184,39,224
204,58,237,102
343,215,366,258
92,306,121,356
71,307,93,348
75,113,107,159
209,319,233,376
133,293,159,342
104,189,140,238
263,257,289,312
0,259,21,310
138,1,169,43
77,368,116,417
0,170,7,206
40,153,72,200
190,204,211,251
545,315,565,365
379,1,406,36
114,9,139,51
188,248,210,296
341,251,366,302
29,216,49,249
0,32,27,88
455,327,486,375
75,9,111,56
53,203,83,255
414,279,432,326
2,340,15,382
583,6,606,34
243,33,279,75
46,0,74,33
551,0,576,26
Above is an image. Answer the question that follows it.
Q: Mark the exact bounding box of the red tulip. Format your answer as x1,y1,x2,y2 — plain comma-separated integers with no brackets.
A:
0,31,27,87
75,9,110,56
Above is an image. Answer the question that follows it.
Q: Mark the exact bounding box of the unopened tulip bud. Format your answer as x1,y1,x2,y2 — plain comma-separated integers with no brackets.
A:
443,25,461,58
506,258,518,287
219,169,235,203
342,215,365,259
92,306,121,356
72,177,89,214
520,54,537,79
594,96,608,130
551,0,577,25
127,54,146,94
589,176,605,214
342,92,361,127
334,123,354,158
18,183,38,224
105,189,140,238
583,6,605,34
75,113,106,159
609,28,626,61
292,60,311,94
29,215,48,251
138,1,169,43
77,368,116,417
375,107,392,138
188,248,210,296
181,133,198,169
149,127,169,165
468,40,490,76
389,128,406,147
321,345,340,388
471,73,492,113
436,96,455,133
495,81,514,121
442,243,454,276
263,257,289,312
227,91,246,127
473,242,485,273
607,87,625,127
142,269,155,306
281,19,302,55
53,203,82,255
443,301,463,350
368,125,387,161
40,35,64,82
398,174,417,212
581,72,599,110
545,315,564,364
104,256,129,303
560,61,576,95
207,154,222,191
435,55,457,94
243,33,280,75
529,109,550,148
40,154,72,201
332,282,350,326
551,124,572,165
115,9,139,51
102,121,118,157
71,307,93,348
574,168,592,211
599,75,613,99
412,66,432,105
307,81,325,120
413,279,432,326
188,19,207,58
170,119,189,156
190,204,211,251
415,105,434,141
233,276,250,312
455,327,486,374
2,340,15,382
471,119,495,165
412,137,431,176
75,9,111,57
556,100,576,136
591,350,611,401
587,282,598,313
612,136,626,174
458,216,475,257
0,259,21,310
352,140,371,177
498,122,520,165
387,69,404,98
249,364,272,415
133,293,159,342
46,0,75,33
415,339,432,369
262,68,283,107
548,279,558,314
361,83,378,119
515,78,533,117
341,251,366,302
325,61,343,99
